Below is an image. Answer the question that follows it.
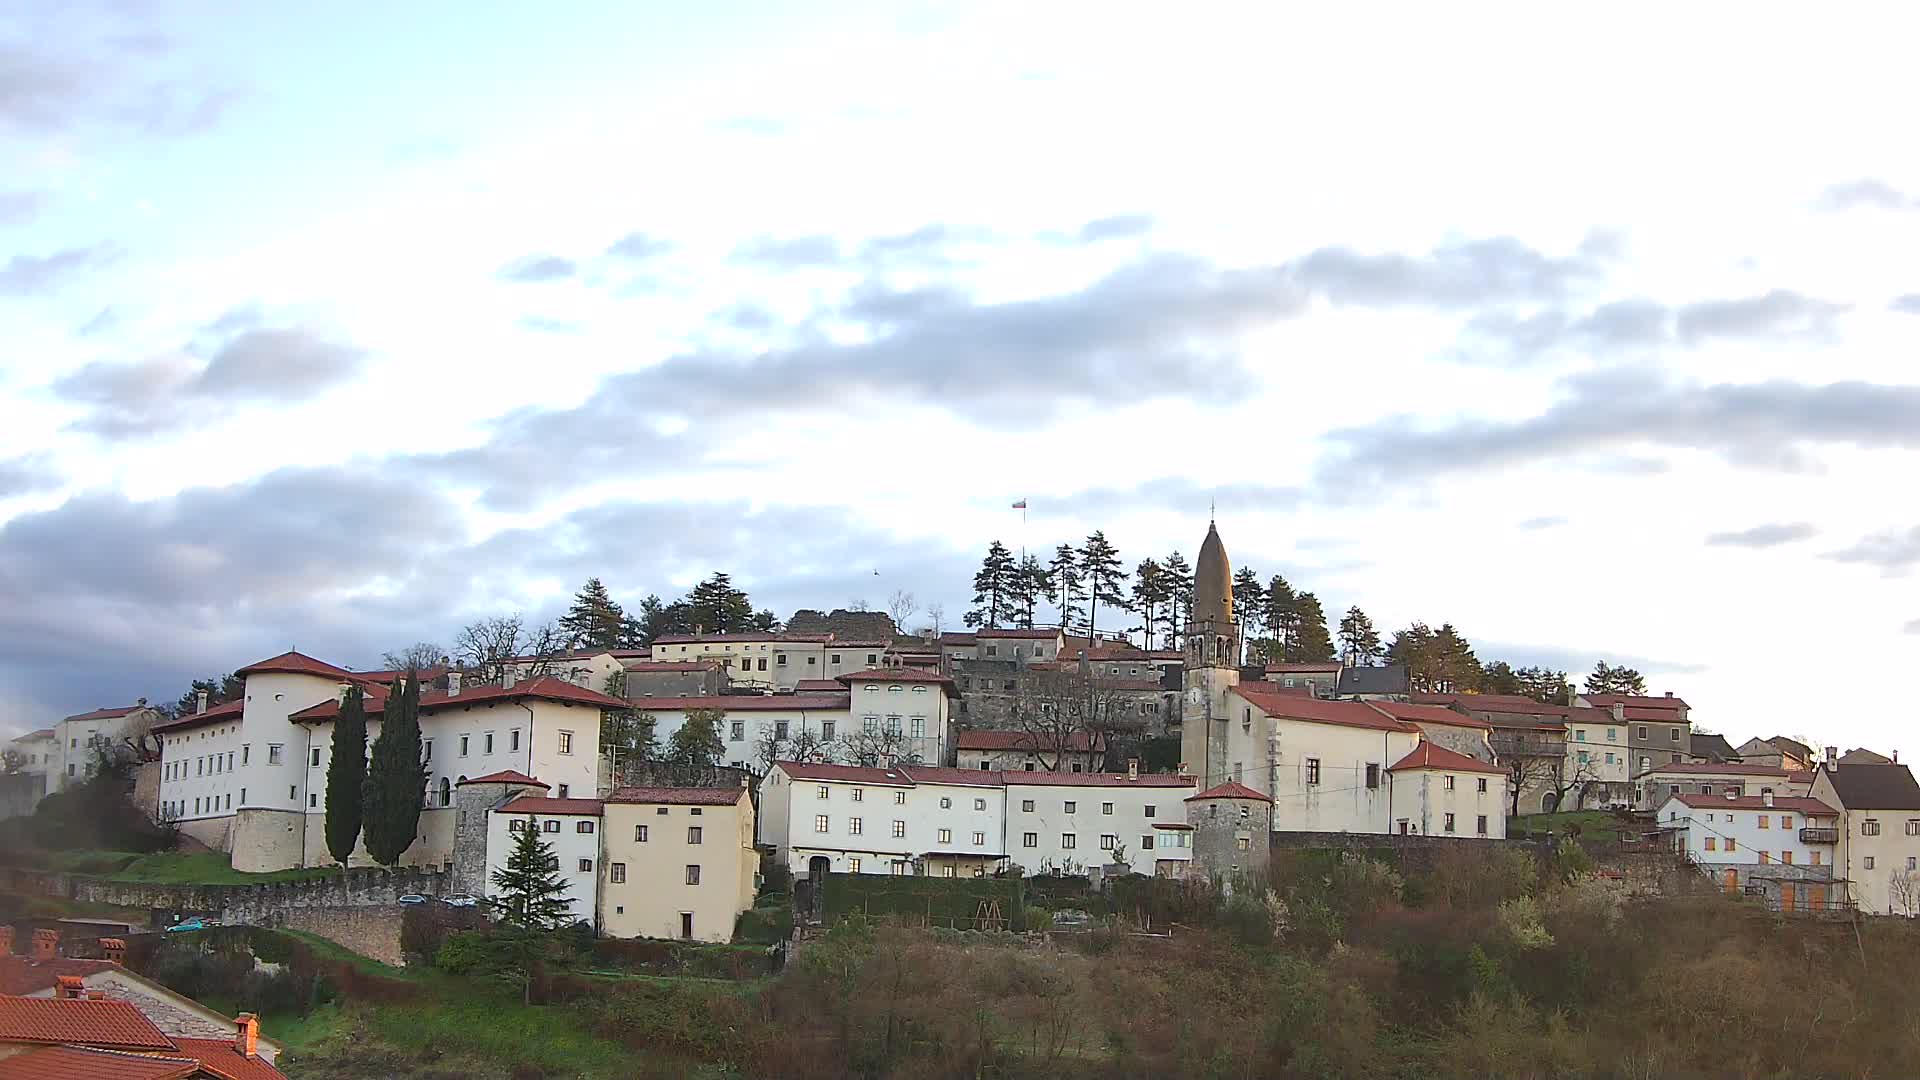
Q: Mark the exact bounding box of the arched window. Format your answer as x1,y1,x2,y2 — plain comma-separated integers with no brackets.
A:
440,777,452,806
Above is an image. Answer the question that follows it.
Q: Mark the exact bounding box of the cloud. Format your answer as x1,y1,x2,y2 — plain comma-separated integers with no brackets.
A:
1816,178,1919,212
1284,234,1614,310
858,224,995,268
0,28,237,138
1892,294,1920,315
1464,290,1845,362
1517,516,1567,531
497,255,577,282
0,454,59,498
1477,640,1708,678
0,190,47,226
53,326,366,436
518,315,583,334
606,232,672,260
1823,526,1920,576
1316,370,1920,492
0,245,118,295
75,307,120,336
1904,619,1920,636
1072,214,1155,243
1675,290,1846,344
1705,522,1817,548
731,234,844,269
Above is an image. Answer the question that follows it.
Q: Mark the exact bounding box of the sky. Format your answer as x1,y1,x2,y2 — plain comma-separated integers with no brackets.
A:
3,2,1917,757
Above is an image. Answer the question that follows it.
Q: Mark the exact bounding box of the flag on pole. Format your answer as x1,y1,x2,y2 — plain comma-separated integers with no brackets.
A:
1011,499,1027,509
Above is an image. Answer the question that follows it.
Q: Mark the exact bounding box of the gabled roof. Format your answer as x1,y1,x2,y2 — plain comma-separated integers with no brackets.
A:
0,1044,199,1080
649,632,831,644
606,786,747,806
456,771,548,789
1000,771,1193,788
1334,664,1408,696
11,729,55,742
1822,762,1920,809
1766,735,1814,761
616,694,849,712
290,676,629,724
937,632,978,646
1687,732,1741,762
499,796,603,816
1583,693,1690,711
1836,748,1892,765
59,706,147,724
233,651,351,680
0,994,176,1051
1645,762,1789,777
774,761,915,785
1265,662,1342,674
151,697,244,734
1664,794,1837,815
0,959,121,997
1187,780,1272,803
1365,701,1492,730
898,766,1005,788
621,660,724,673
836,668,958,699
169,1036,289,1080
791,679,844,693
953,729,1102,753
1236,687,1418,734
970,628,1063,640
1389,742,1506,775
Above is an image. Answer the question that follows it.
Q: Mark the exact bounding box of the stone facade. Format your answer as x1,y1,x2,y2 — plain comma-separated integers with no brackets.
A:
0,864,448,925
177,814,235,853
230,808,305,873
452,778,546,897
1188,793,1271,880
274,905,407,966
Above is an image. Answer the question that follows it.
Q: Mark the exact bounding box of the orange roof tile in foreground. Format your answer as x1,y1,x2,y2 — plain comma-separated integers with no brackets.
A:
0,994,176,1051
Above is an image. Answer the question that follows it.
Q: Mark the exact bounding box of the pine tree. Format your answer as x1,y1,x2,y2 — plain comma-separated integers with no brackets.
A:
633,595,677,645
1388,623,1438,692
1048,545,1082,631
667,708,726,766
1232,568,1267,638
361,675,426,867
1292,592,1336,662
1265,575,1299,655
1337,606,1383,666
491,817,576,930
558,577,626,651
1481,661,1524,696
967,541,1017,628
323,685,368,868
1585,661,1647,696
1160,551,1193,647
1012,554,1047,628
1517,666,1573,704
686,573,755,633
1130,558,1166,650
1078,531,1126,642
1431,623,1481,692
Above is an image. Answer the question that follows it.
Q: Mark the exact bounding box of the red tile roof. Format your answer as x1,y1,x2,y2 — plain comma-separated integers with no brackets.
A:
1366,701,1493,730
953,729,1103,753
233,651,352,680
898,766,1004,788
1000,771,1194,788
937,632,977,646
1666,794,1836,815
0,1044,199,1080
1645,762,1790,777
0,994,176,1051
971,628,1063,640
0,959,118,997
11,729,55,742
170,1037,289,1080
1236,688,1418,733
456,771,548,789
791,679,844,692
618,694,849,712
291,676,629,723
1187,780,1272,803
1583,693,1689,711
649,632,831,644
621,660,724,673
1389,742,1506,775
499,796,603,816
59,706,147,724
836,668,954,685
151,697,244,734
605,786,748,806
774,761,915,785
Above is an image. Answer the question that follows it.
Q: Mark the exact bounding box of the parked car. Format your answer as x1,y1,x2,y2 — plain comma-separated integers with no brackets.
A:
440,893,479,908
397,894,428,905
165,917,209,934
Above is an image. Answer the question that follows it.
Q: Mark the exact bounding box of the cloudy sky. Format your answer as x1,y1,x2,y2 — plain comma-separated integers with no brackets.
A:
3,3,1917,756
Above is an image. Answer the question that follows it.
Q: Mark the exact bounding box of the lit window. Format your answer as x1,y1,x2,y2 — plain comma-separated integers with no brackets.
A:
972,831,985,845
817,786,830,800
892,820,906,838
893,791,906,805
1305,758,1321,785
610,863,627,883
815,815,830,833
849,818,863,835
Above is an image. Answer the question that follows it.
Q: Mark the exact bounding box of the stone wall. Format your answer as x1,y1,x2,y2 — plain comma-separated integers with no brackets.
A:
271,905,406,966
1267,830,1551,873
177,815,234,853
0,774,42,821
231,808,305,872
0,864,448,926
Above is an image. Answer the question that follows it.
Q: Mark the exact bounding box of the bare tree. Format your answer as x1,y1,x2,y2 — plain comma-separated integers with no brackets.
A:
454,615,571,687
923,602,945,639
1,748,24,774
1889,870,1920,917
753,723,838,774
887,590,917,633
382,642,446,671
843,723,919,767
117,710,162,764
1507,755,1564,819
1006,667,1129,771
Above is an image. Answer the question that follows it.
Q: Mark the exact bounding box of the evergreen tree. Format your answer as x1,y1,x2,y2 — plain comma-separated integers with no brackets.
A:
686,573,756,633
633,595,676,645
1129,558,1167,650
1291,592,1336,662
667,708,726,767
1518,666,1573,704
1337,606,1383,666
1265,575,1299,655
1232,568,1267,640
1585,661,1647,696
1160,551,1194,647
166,674,244,720
966,541,1017,628
491,817,576,930
558,577,627,651
1388,623,1438,692
1048,544,1082,631
323,685,368,868
1431,623,1481,692
1077,531,1126,641
1480,661,1524,696
361,675,426,867
1011,554,1047,628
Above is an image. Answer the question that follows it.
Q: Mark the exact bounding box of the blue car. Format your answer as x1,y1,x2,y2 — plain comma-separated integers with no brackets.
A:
165,917,209,933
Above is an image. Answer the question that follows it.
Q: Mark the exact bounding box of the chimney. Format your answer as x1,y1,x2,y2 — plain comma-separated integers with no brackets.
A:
1763,791,1774,807
1664,691,1673,698
55,975,85,999
502,666,517,690
1610,703,1624,722
31,928,58,961
234,1013,260,1058
99,938,125,965
1127,759,1140,781
196,690,209,715
136,697,146,707
86,989,108,1000
1827,746,1838,765
0,926,14,955
447,671,462,697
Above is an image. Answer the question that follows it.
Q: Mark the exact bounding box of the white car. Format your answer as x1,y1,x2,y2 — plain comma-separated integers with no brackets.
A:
397,894,427,905
440,893,479,908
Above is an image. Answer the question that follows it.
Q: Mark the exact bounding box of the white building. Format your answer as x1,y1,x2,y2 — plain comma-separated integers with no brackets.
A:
50,702,166,792
1659,792,1845,910
952,729,1104,773
8,728,57,798
645,633,890,691
1564,710,1631,807
1003,770,1195,876
761,761,923,877
840,668,957,768
1386,742,1508,839
1237,688,1424,834
486,795,603,926
1808,761,1920,916
629,693,850,773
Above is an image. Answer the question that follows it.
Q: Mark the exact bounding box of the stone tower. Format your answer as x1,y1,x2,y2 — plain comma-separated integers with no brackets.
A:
1179,521,1242,790
1186,780,1273,882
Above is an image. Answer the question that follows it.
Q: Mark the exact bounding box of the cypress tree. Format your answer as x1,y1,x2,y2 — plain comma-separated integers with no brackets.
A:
361,674,426,867
323,684,368,868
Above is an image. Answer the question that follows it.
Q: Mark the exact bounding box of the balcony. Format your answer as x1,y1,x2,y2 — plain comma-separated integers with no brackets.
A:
1799,827,1838,844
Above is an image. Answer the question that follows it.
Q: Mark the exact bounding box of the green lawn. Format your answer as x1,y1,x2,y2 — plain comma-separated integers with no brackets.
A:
270,927,422,980
107,851,336,885
1508,810,1640,835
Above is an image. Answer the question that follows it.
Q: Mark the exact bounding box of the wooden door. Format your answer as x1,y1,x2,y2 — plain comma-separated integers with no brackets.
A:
1722,869,1738,895
1810,889,1826,912
1781,883,1796,913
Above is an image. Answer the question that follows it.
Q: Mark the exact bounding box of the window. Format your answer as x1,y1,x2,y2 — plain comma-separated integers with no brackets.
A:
1305,758,1321,785
822,720,835,740
885,716,901,735
1760,851,1771,863
688,826,703,844
243,745,251,765
543,820,560,833
267,744,283,765
1444,813,1456,833
910,717,925,738
423,740,433,762
756,658,768,671
1022,799,1035,812
731,721,745,741
1576,730,1587,742
558,784,570,798
940,797,952,809
1237,837,1251,850
1781,850,1794,865
460,735,470,757
1910,857,1918,872
938,828,952,844
832,653,841,665
309,793,318,808
972,831,985,845
851,788,864,802
655,807,668,815
1023,832,1038,847
776,721,789,741
558,731,574,755
1476,815,1488,835
863,716,879,734
288,785,296,800
310,747,321,767
1863,819,1882,836
1781,815,1792,830
1637,727,1648,740
815,815,830,833
974,798,986,811
849,818,863,835
635,824,649,842
1100,834,1117,850
849,857,862,873
685,865,701,885
577,821,594,834
985,645,998,657
1704,837,1716,851
1670,728,1680,742
817,786,830,800
1444,775,1456,792
1365,764,1380,789
1062,834,1076,849
893,791,906,805
1102,802,1114,815
610,862,626,883
1477,777,1488,793
511,729,521,751
1064,801,1077,814
776,653,788,667
577,858,593,873
484,732,494,754
1907,820,1920,836
1759,815,1769,830
1865,856,1876,871
892,820,906,838
1811,850,1822,866
1725,837,1736,851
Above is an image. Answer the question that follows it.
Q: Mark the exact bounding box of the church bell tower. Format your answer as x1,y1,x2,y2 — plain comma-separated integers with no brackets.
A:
1179,520,1241,790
